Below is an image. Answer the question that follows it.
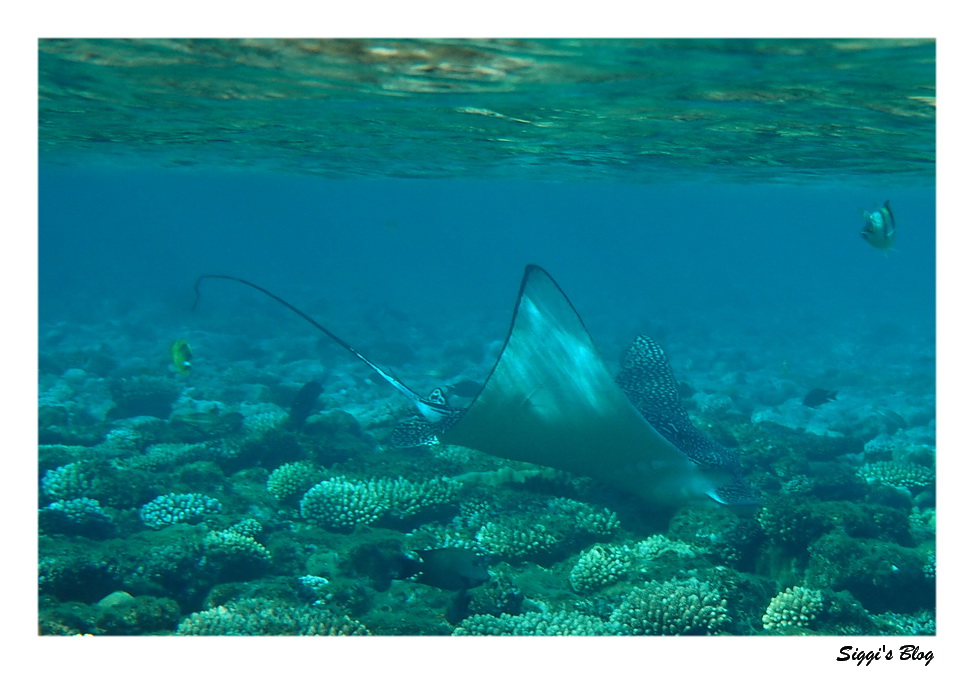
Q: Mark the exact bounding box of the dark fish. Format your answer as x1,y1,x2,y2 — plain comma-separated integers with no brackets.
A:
448,379,484,398
802,388,838,408
349,539,408,591
404,548,490,591
289,381,323,427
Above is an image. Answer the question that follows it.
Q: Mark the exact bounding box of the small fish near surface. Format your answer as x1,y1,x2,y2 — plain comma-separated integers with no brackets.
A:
170,338,193,374
861,200,896,252
802,388,837,408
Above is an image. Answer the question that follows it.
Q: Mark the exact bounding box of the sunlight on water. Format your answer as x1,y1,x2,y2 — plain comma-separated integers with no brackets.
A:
38,38,934,185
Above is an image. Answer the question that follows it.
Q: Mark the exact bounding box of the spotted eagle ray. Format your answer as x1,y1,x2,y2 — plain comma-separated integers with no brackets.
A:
194,265,757,507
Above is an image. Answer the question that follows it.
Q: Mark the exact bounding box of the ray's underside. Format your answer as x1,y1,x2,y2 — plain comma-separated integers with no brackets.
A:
442,265,723,504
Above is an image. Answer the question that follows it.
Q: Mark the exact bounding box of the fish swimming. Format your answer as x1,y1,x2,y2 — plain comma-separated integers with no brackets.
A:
861,200,896,252
194,266,757,508
170,338,192,374
348,539,489,592
802,388,837,408
399,548,491,591
288,381,324,428
446,379,485,398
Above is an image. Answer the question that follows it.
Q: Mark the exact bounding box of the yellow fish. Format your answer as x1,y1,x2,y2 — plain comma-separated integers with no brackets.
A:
170,339,193,374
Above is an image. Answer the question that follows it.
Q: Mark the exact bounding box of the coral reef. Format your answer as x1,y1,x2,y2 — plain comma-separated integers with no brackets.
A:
805,531,933,613
35,294,937,637
454,610,607,636
124,442,210,471
108,376,182,420
38,591,182,636
756,494,827,548
871,610,936,636
41,457,158,509
175,599,370,635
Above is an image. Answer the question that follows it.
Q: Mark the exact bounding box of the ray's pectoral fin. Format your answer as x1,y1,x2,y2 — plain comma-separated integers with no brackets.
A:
617,335,759,506
616,335,737,468
440,265,725,506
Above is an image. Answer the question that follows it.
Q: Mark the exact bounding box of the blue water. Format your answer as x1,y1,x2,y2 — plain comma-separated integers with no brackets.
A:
39,167,934,341
37,39,936,638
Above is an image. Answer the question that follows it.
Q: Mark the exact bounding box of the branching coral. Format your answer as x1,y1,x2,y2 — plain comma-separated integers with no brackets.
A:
240,404,290,435
548,497,620,538
377,476,459,519
472,498,621,562
453,610,606,636
40,497,114,538
567,534,703,593
762,586,825,631
299,476,459,531
569,544,631,593
631,533,700,562
139,493,223,529
300,478,386,530
202,528,272,581
266,461,325,502
476,521,559,559
856,460,934,490
42,458,155,509
608,578,729,635
175,599,370,635
41,462,96,501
